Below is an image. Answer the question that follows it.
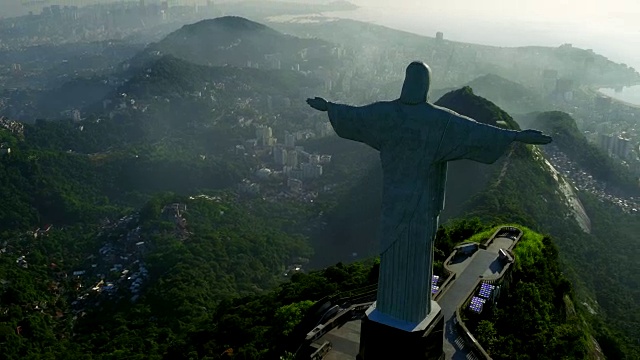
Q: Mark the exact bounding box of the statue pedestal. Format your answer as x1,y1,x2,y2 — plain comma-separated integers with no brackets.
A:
358,301,444,360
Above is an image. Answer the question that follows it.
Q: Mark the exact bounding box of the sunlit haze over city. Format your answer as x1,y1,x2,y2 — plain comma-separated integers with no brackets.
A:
0,1,639,359
3,0,640,68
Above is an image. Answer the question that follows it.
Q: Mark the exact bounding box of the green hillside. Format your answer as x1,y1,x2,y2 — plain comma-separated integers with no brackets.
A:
3,82,627,358
462,225,594,359
0,123,251,230
435,86,521,129
1,14,638,358
130,16,337,71
0,191,314,359
438,94,640,358
130,221,594,359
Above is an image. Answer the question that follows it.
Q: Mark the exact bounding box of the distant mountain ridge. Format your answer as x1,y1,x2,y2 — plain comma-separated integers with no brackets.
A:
2,12,640,359
120,55,318,98
128,16,336,70
269,18,640,88
435,86,521,129
464,74,546,114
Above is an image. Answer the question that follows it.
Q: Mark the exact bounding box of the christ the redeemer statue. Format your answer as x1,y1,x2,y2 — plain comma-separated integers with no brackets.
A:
307,61,551,328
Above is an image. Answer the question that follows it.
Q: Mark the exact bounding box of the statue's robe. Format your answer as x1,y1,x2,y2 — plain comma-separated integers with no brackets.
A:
327,100,518,325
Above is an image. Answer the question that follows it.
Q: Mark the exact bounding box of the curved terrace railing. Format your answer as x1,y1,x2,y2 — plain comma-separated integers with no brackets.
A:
454,226,523,360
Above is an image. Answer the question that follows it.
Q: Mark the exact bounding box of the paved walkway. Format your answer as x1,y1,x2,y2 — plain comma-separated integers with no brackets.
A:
440,250,499,359
318,320,362,360
440,237,514,359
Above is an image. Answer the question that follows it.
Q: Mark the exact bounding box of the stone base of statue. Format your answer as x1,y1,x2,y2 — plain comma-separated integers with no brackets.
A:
357,301,444,360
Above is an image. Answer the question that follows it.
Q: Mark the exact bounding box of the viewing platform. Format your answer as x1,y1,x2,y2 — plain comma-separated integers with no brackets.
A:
298,226,523,360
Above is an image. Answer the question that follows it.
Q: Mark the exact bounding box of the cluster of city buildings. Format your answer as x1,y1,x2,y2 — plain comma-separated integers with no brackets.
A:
0,116,24,156
0,116,24,136
544,145,639,214
2,1,219,48
0,1,223,90
239,123,335,194
69,203,187,312
583,121,640,175
68,213,151,312
0,197,203,323
597,132,635,160
542,76,640,179
598,141,639,175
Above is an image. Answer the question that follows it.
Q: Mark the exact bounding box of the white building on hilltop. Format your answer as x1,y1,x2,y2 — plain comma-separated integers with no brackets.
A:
599,134,632,159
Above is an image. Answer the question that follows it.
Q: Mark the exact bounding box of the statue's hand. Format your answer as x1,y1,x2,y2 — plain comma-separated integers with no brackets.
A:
516,129,552,145
306,97,328,112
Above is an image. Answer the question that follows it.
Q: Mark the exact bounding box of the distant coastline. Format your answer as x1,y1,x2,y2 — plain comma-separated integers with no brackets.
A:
597,85,640,108
274,4,640,72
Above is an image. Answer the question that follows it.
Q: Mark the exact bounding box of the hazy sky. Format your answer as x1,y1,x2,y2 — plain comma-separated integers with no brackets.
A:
360,0,640,19
343,0,640,69
4,0,640,22
1,0,639,68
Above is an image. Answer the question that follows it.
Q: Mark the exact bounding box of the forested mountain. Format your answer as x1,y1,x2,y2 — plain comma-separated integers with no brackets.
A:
117,55,319,104
170,222,595,359
0,40,143,90
0,34,328,357
1,17,328,122
129,16,338,71
464,74,547,114
1,74,637,360
0,191,314,359
1,13,639,360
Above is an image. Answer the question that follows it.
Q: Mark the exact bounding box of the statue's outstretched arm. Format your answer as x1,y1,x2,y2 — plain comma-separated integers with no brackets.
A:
436,111,518,164
515,129,552,145
306,98,388,151
436,110,552,163
307,97,328,112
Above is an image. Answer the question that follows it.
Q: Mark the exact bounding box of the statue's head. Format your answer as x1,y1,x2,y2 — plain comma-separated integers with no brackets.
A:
400,61,432,105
